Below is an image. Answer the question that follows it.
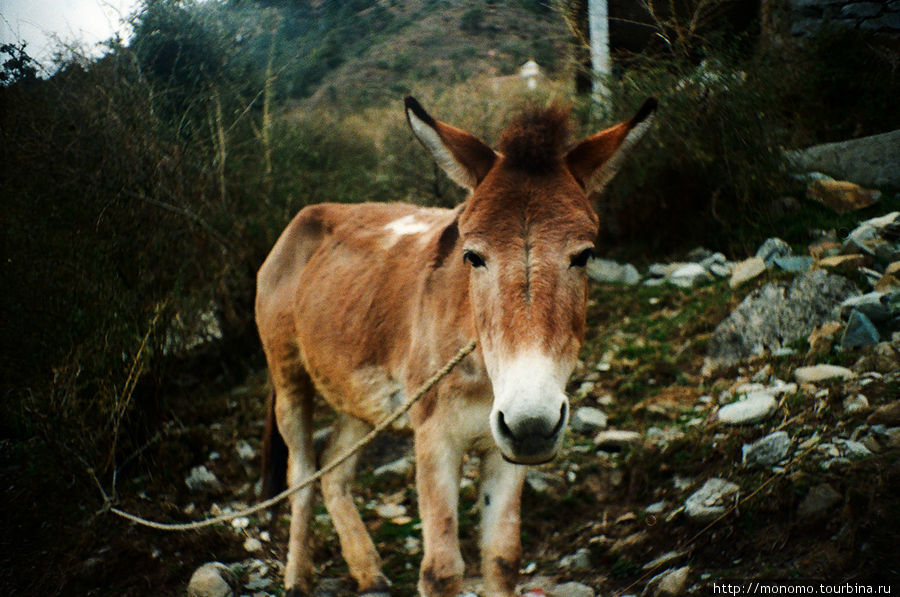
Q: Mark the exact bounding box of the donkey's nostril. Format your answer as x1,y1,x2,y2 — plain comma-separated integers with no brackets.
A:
497,410,514,440
551,402,567,436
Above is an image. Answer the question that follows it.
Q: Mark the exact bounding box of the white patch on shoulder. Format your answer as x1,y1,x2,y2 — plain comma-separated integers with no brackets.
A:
385,214,431,236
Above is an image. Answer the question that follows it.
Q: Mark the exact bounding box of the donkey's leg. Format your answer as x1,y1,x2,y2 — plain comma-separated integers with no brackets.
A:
320,414,390,595
274,371,317,597
479,450,527,597
415,427,464,597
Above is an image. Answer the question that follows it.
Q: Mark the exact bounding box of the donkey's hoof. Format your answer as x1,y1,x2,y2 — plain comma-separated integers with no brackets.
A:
285,588,311,597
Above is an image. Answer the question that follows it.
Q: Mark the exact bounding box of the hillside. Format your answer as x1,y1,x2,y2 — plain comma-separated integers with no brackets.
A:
297,1,570,109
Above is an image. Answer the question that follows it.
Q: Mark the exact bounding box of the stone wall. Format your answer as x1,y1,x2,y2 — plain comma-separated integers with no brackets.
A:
789,0,900,36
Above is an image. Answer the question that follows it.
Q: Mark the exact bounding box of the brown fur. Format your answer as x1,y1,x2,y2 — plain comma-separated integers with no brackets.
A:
498,103,572,172
257,96,655,596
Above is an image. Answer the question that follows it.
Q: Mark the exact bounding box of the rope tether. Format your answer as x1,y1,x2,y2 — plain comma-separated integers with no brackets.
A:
110,340,477,531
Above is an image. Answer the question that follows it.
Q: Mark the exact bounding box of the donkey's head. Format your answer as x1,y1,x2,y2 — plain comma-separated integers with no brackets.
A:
406,96,655,464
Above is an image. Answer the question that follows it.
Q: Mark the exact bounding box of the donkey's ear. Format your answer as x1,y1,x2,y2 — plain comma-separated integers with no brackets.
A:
405,96,497,191
565,98,657,196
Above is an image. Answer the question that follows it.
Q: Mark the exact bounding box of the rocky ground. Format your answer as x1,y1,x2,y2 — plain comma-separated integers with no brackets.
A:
172,214,897,596
10,213,898,597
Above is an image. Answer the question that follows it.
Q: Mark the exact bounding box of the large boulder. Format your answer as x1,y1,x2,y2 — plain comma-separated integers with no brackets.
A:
707,270,859,366
786,130,900,189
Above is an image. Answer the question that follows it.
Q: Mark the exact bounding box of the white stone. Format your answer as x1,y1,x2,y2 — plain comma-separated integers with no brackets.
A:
835,438,873,459
669,263,712,288
594,429,642,449
741,431,792,468
235,440,256,461
373,456,413,478
843,394,869,414
587,258,641,285
644,566,691,597
187,562,235,597
716,392,778,424
684,478,739,522
729,257,766,288
794,364,855,383
375,503,407,519
185,465,223,493
559,547,593,571
571,406,608,434
642,551,685,571
645,500,667,514
243,537,263,552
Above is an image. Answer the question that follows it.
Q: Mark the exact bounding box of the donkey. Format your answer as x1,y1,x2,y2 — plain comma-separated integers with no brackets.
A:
256,95,656,597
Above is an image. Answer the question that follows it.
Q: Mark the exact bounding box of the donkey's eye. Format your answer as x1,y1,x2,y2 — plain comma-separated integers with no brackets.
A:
569,248,595,268
463,249,486,268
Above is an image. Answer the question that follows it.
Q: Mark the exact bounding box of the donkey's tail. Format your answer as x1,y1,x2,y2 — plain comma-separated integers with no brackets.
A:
261,385,288,500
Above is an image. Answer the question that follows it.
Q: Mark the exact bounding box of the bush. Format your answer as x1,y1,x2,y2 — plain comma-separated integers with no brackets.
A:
0,1,389,482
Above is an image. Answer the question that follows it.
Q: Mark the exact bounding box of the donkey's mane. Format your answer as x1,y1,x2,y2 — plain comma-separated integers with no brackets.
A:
497,103,572,173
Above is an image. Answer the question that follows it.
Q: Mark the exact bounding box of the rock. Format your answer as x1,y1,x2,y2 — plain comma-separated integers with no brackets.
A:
243,537,263,553
570,406,608,434
684,478,739,523
845,212,900,248
707,270,859,364
594,429,642,450
404,536,422,554
645,500,668,514
717,392,778,424
587,258,641,285
867,401,900,426
669,263,712,288
375,503,407,519
755,237,792,266
643,551,685,571
793,364,855,383
835,438,873,459
707,262,733,278
526,469,561,493
786,130,900,189
843,394,869,414
841,310,880,348
559,548,592,571
373,456,413,478
729,257,767,288
806,178,881,213
610,530,649,554
808,321,844,357
553,582,595,597
235,440,256,462
817,254,867,271
185,465,223,493
742,431,792,468
187,562,236,597
840,292,893,322
773,255,814,272
797,483,842,522
643,566,691,597
648,263,679,278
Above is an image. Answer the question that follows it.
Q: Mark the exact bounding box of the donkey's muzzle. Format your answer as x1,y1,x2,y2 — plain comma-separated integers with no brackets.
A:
495,402,567,465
